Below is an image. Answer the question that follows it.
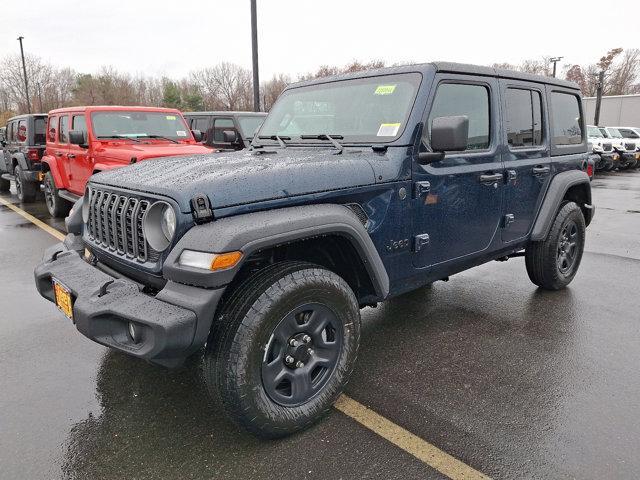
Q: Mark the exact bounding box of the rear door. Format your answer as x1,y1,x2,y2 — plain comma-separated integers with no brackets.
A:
412,75,504,268
499,80,550,243
53,114,71,189
68,114,90,194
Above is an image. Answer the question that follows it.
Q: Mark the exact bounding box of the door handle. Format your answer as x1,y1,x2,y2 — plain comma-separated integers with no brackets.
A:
532,165,550,175
55,152,63,157
479,173,503,184
67,154,75,159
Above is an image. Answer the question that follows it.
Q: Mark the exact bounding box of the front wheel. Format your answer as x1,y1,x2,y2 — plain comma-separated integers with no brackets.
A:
43,171,71,218
525,201,586,290
204,262,361,438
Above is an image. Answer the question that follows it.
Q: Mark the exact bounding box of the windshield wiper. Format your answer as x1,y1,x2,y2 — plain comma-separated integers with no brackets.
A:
300,134,344,154
96,135,141,143
258,135,290,148
141,135,179,144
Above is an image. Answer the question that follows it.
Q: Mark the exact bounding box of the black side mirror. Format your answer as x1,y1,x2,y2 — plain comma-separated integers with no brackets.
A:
418,115,469,165
191,129,203,142
222,130,238,144
69,130,87,147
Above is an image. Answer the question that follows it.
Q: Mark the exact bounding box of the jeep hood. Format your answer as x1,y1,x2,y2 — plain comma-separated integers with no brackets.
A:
91,148,378,212
96,142,211,162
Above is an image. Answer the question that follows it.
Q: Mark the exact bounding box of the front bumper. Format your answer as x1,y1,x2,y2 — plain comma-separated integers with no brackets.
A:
620,152,638,166
34,234,225,367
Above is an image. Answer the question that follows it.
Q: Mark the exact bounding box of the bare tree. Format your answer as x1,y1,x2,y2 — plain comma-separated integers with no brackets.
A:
261,74,290,111
190,63,252,111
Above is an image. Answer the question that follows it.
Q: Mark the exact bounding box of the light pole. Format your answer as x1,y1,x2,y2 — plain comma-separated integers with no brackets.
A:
549,56,563,78
17,36,31,113
250,0,260,112
593,70,605,126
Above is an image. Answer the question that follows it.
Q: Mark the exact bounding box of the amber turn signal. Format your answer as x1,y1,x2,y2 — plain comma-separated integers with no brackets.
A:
210,251,243,271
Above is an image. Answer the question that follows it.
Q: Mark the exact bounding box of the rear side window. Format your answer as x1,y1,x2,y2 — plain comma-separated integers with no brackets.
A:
8,122,15,142
428,83,490,150
505,88,543,148
72,115,87,134
59,116,69,143
34,118,46,145
48,117,58,142
17,120,27,143
550,92,582,145
192,117,210,132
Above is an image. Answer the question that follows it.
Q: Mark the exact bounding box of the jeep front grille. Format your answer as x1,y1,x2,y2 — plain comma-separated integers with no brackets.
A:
85,186,160,263
625,142,636,151
603,143,612,152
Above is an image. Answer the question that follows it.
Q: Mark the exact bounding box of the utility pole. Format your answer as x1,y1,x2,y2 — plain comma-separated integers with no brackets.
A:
37,82,43,112
250,0,260,112
594,70,605,126
549,56,563,78
17,36,31,114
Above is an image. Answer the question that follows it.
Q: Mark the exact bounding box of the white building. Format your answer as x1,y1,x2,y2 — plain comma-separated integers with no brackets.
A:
583,94,640,127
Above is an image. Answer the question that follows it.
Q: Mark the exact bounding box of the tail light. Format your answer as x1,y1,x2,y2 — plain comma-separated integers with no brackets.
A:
27,148,41,161
587,164,594,178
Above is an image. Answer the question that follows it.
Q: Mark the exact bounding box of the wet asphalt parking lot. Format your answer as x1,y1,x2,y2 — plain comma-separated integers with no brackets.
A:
1,170,639,480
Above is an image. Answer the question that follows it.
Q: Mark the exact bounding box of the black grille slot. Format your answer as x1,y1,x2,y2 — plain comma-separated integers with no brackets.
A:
625,142,635,151
603,143,612,152
86,186,160,264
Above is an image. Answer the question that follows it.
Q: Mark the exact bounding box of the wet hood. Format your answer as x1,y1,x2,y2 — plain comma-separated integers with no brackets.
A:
91,148,378,212
96,142,211,162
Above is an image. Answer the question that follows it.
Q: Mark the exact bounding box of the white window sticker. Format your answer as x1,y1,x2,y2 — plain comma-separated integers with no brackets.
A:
377,123,401,136
166,115,177,120
374,85,396,95
176,130,187,137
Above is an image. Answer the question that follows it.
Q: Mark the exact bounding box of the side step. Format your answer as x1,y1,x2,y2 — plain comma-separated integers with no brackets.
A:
1,173,16,182
58,190,81,203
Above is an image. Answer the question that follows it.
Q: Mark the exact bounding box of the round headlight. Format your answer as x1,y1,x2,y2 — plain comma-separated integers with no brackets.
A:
161,205,176,241
143,201,176,252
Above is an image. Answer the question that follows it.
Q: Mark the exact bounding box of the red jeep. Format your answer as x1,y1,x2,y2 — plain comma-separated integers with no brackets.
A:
41,106,211,217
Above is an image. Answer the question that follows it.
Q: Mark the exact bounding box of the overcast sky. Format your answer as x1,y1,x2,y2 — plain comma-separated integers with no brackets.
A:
2,0,638,80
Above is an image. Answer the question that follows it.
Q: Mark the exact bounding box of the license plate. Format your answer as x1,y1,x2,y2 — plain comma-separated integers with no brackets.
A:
53,279,73,320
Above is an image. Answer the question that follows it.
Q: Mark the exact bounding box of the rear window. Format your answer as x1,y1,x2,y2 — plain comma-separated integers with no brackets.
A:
34,118,46,145
550,92,582,145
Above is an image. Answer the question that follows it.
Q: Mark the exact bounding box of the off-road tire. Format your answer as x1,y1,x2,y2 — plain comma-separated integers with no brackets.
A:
203,261,361,438
15,165,37,202
525,201,586,290
43,171,71,218
0,176,9,192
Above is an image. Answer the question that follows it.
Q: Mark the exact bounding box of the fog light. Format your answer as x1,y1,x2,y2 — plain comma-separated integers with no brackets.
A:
128,322,142,344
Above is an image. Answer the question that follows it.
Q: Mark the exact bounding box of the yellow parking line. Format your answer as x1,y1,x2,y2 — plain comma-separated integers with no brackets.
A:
0,196,66,241
0,197,490,479
335,395,491,479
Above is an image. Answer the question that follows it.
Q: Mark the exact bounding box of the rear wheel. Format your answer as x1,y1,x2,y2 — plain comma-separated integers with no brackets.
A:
525,201,586,290
43,171,71,218
0,176,9,192
14,165,37,202
203,261,361,438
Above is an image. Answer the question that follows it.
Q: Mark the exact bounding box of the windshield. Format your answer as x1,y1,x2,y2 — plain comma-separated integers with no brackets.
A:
237,116,265,139
607,127,623,138
258,73,422,143
587,126,603,138
90,111,191,141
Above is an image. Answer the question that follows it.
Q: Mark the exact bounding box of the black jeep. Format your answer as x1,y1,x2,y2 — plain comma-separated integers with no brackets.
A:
184,111,266,151
35,62,594,438
1,113,47,201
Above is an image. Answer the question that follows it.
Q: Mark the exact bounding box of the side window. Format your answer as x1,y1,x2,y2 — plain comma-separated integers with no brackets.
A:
618,128,639,139
72,115,87,134
34,118,46,145
48,117,58,143
193,117,210,132
505,88,543,148
428,83,490,150
59,116,69,144
8,122,15,142
212,118,236,142
17,120,27,143
550,92,582,145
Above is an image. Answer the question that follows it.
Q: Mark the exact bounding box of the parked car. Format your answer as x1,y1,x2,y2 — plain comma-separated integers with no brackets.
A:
599,127,637,169
35,62,594,438
0,113,47,200
608,126,640,168
40,106,211,217
587,125,619,171
184,111,266,150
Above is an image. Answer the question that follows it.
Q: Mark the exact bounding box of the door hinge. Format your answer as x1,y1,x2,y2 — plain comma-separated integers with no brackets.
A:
413,181,431,198
503,214,515,228
414,233,430,252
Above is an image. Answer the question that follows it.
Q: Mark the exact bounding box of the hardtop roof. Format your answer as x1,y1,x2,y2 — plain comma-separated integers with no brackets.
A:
47,105,184,115
183,111,267,117
288,61,580,91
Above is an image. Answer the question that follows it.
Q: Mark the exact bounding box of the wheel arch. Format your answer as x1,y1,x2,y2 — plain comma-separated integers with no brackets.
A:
163,204,390,302
40,156,65,187
531,170,593,241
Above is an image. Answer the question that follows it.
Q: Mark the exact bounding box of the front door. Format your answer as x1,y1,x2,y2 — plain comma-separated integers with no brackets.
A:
413,75,504,268
499,80,551,243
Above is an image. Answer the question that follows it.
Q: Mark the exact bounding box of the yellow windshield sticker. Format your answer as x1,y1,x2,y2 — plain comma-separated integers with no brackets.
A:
375,85,396,95
166,115,176,120
377,123,401,137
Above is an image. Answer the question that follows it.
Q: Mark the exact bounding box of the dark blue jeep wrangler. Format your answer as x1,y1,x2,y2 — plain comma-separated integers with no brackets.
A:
35,62,594,437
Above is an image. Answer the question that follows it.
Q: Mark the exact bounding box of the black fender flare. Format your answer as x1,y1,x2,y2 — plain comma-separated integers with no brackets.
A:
163,204,390,299
530,170,592,241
